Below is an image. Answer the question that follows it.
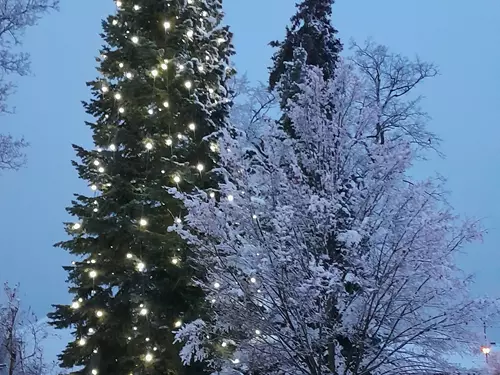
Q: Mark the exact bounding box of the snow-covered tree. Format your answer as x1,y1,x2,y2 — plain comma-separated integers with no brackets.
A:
0,283,53,375
171,63,499,375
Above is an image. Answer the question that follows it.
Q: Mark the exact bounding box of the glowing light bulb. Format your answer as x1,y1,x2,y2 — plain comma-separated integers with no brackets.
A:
126,253,133,259
72,223,81,230
101,86,109,93
232,359,240,364
209,192,215,198
153,347,158,351
151,69,158,77
148,108,154,115
88,328,94,334
126,72,133,79
145,353,153,362
91,259,96,264
139,218,148,227
173,175,181,183
227,195,234,201
252,214,257,219
208,88,214,94
114,93,122,100
92,370,98,375
119,62,124,68
166,139,172,146
196,163,204,172
89,270,97,278
202,11,208,16
214,282,220,289
71,301,80,309
175,218,182,224
91,184,97,191
211,298,216,303
93,160,100,166
177,133,183,140
161,63,168,70
112,19,118,25
250,277,257,283
217,37,225,45
131,36,139,44
137,262,145,271
174,320,182,328
118,107,125,113
109,144,116,151
98,167,105,173
184,81,192,89
140,308,148,316
116,0,122,6
163,101,169,108
133,4,140,10
188,123,195,131
163,21,171,30
96,310,103,318
171,258,179,265
221,342,227,347
145,142,153,150
178,64,184,71
198,65,204,72
186,30,194,38
145,337,150,342
78,338,86,346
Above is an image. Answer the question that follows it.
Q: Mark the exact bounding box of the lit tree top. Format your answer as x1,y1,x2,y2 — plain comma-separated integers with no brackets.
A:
48,1,234,375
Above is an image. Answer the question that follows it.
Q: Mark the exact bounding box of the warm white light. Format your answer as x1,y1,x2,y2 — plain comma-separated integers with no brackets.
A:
91,370,98,375
114,93,122,100
214,282,220,289
227,195,234,202
175,218,182,224
88,328,95,334
178,64,184,71
217,37,225,45
101,86,109,93
115,0,122,6
221,341,227,347
196,163,204,172
133,4,140,10
93,160,100,166
166,139,172,146
93,349,98,354
126,253,133,259
173,175,181,183
145,142,153,150
96,310,103,318
151,69,158,77
98,167,105,173
250,277,257,283
188,123,195,131
252,214,257,219
198,65,204,72
72,223,81,230
202,11,208,17
148,108,154,115
145,353,153,362
153,347,158,351
139,218,148,227
184,81,192,89
145,337,150,342
112,19,118,26
161,63,168,70
91,184,97,191
186,30,194,38
89,270,97,278
140,308,148,316
118,107,125,113
131,36,139,44
137,262,145,271
255,329,261,335
163,101,169,108
232,359,240,364
71,301,80,309
119,63,124,68
209,192,215,198
126,72,133,79
174,320,182,328
78,338,86,346
211,298,216,303
208,88,214,94
91,259,96,264
163,21,171,29
177,133,183,140
109,144,116,151
171,257,179,265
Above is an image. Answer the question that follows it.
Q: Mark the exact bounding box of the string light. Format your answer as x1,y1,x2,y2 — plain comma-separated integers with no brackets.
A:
98,167,105,173
232,359,240,364
133,4,140,10
88,328,95,334
92,370,98,375
89,270,97,278
163,21,171,30
126,253,133,259
163,101,169,108
131,36,139,44
145,142,153,150
101,86,109,93
161,63,168,70
118,107,125,113
221,341,227,347
109,144,116,151
175,218,182,224
93,160,100,166
115,0,122,6
151,69,158,77
148,108,154,115
137,262,145,272
214,282,220,289
72,223,81,230
186,30,194,38
91,184,98,191
140,308,148,316
174,320,182,328
173,175,181,183
209,192,215,198
145,353,153,362
188,123,196,131
178,64,184,71
196,163,204,172
71,301,80,309
114,93,122,100
171,257,179,265
96,310,104,318
126,72,133,79
78,338,87,346
250,277,257,283
184,81,192,89
227,195,234,201
252,214,258,219
198,65,204,72
166,139,173,146
139,218,148,227
119,62,124,68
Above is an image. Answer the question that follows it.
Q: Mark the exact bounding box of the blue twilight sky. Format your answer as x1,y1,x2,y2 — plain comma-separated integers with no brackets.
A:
0,0,499,365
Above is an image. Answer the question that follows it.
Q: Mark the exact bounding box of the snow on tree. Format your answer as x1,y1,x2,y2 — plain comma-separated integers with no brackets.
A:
0,283,53,375
171,62,500,375
48,1,234,375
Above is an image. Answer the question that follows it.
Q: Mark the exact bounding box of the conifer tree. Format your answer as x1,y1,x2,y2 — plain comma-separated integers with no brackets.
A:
269,0,342,116
48,1,233,375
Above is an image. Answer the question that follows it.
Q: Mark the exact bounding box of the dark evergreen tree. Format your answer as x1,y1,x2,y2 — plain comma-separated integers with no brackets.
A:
48,1,233,375
269,0,342,137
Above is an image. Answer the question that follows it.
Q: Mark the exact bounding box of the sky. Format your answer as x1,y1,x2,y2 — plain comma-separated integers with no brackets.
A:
0,0,499,368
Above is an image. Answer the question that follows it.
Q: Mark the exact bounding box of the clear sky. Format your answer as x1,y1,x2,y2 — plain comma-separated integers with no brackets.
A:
1,0,499,366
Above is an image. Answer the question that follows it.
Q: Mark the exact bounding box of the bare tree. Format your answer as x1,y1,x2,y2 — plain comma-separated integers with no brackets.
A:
0,0,58,172
0,283,53,375
349,39,440,153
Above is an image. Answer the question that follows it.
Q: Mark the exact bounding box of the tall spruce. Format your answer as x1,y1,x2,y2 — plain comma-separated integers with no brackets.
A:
48,1,233,375
269,0,342,122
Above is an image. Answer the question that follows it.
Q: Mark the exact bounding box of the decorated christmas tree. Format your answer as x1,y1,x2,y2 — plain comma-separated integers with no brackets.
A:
48,1,233,375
